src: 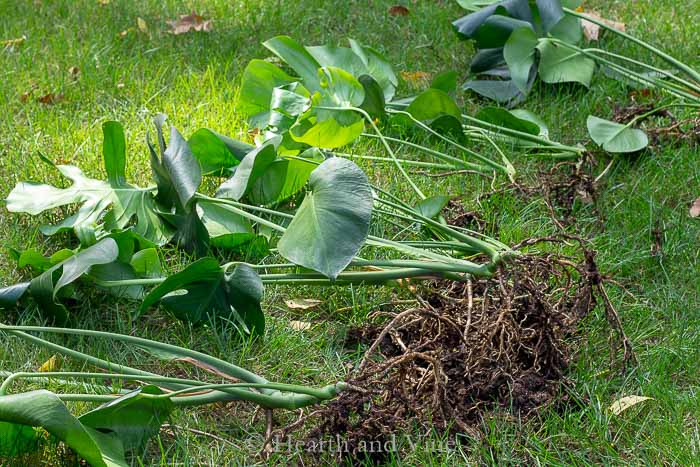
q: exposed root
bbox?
[283,241,632,461]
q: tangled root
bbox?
[287,241,632,460]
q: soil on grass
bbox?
[287,243,630,462]
[613,103,700,146]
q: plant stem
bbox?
[386,108,511,174]
[564,8,700,84]
[334,152,457,170]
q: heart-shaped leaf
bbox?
[402,88,463,135]
[587,115,649,153]
[196,200,255,249]
[238,59,296,128]
[475,106,541,135]
[278,158,372,279]
[0,390,127,467]
[248,147,325,206]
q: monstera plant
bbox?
[2,117,512,336]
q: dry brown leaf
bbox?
[609,395,654,415]
[388,5,410,16]
[97,0,110,5]
[176,357,239,381]
[68,66,80,79]
[400,70,433,87]
[137,17,148,34]
[581,11,626,41]
[690,197,700,218]
[290,320,313,331]
[285,298,322,310]
[167,11,213,35]
[36,93,64,105]
[1,36,26,48]
[118,29,132,38]
[38,355,61,372]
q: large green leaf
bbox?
[163,126,201,209]
[29,238,119,323]
[263,36,322,92]
[503,26,538,93]
[536,38,595,87]
[196,200,255,249]
[474,15,533,48]
[79,386,174,451]
[215,142,278,201]
[475,106,541,135]
[0,390,127,467]
[586,115,649,153]
[290,67,366,149]
[6,122,171,246]
[535,0,564,33]
[278,158,372,279]
[139,258,264,335]
[188,128,251,176]
[403,88,463,134]
[248,147,325,206]
[0,282,30,309]
[238,59,296,128]
[453,0,532,38]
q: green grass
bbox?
[1,0,699,464]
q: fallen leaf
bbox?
[1,35,26,48]
[400,70,433,87]
[97,0,110,4]
[285,298,322,310]
[36,93,64,105]
[609,395,654,415]
[137,17,148,34]
[118,29,132,38]
[38,355,61,372]
[581,11,626,41]
[68,66,80,79]
[290,320,312,331]
[19,85,37,102]
[388,5,410,16]
[116,82,125,89]
[690,197,700,218]
[167,11,213,35]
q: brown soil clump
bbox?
[286,243,631,461]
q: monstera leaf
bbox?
[289,67,366,148]
[278,158,372,279]
[6,122,172,246]
[147,116,209,256]
[79,386,174,451]
[0,390,127,467]
[188,128,252,176]
[240,36,397,141]
[139,258,264,335]
[453,0,586,103]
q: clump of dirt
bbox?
[286,241,632,461]
[443,199,488,232]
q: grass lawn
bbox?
[1,0,698,464]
